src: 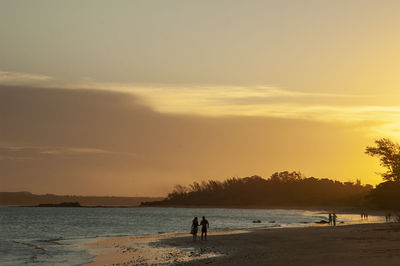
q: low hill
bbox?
[0,191,163,206]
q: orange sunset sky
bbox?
[1,0,400,196]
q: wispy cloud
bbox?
[0,145,132,157]
[0,155,33,161]
[38,147,115,155]
[65,81,373,112]
[70,81,398,125]
[1,73,399,138]
[0,71,52,84]
[85,83,398,139]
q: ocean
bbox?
[0,206,384,265]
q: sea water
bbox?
[0,206,384,265]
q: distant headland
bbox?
[34,202,82,207]
[0,192,163,207]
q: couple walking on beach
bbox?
[191,216,209,241]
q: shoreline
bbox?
[138,205,391,217]
[1,204,392,217]
[83,229,248,266]
[83,212,389,266]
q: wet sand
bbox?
[85,222,400,266]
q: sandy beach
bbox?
[84,221,400,266]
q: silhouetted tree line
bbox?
[141,171,372,207]
[143,138,400,210]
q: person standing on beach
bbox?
[328,213,332,226]
[332,213,337,227]
[191,217,199,241]
[385,213,390,222]
[200,216,209,240]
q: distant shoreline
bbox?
[19,205,141,208]
[0,191,163,206]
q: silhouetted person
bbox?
[332,213,337,227]
[362,212,367,220]
[191,217,199,241]
[388,213,391,222]
[328,213,332,226]
[200,216,209,240]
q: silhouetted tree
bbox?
[365,138,400,181]
[270,171,304,182]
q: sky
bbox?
[1,0,400,196]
